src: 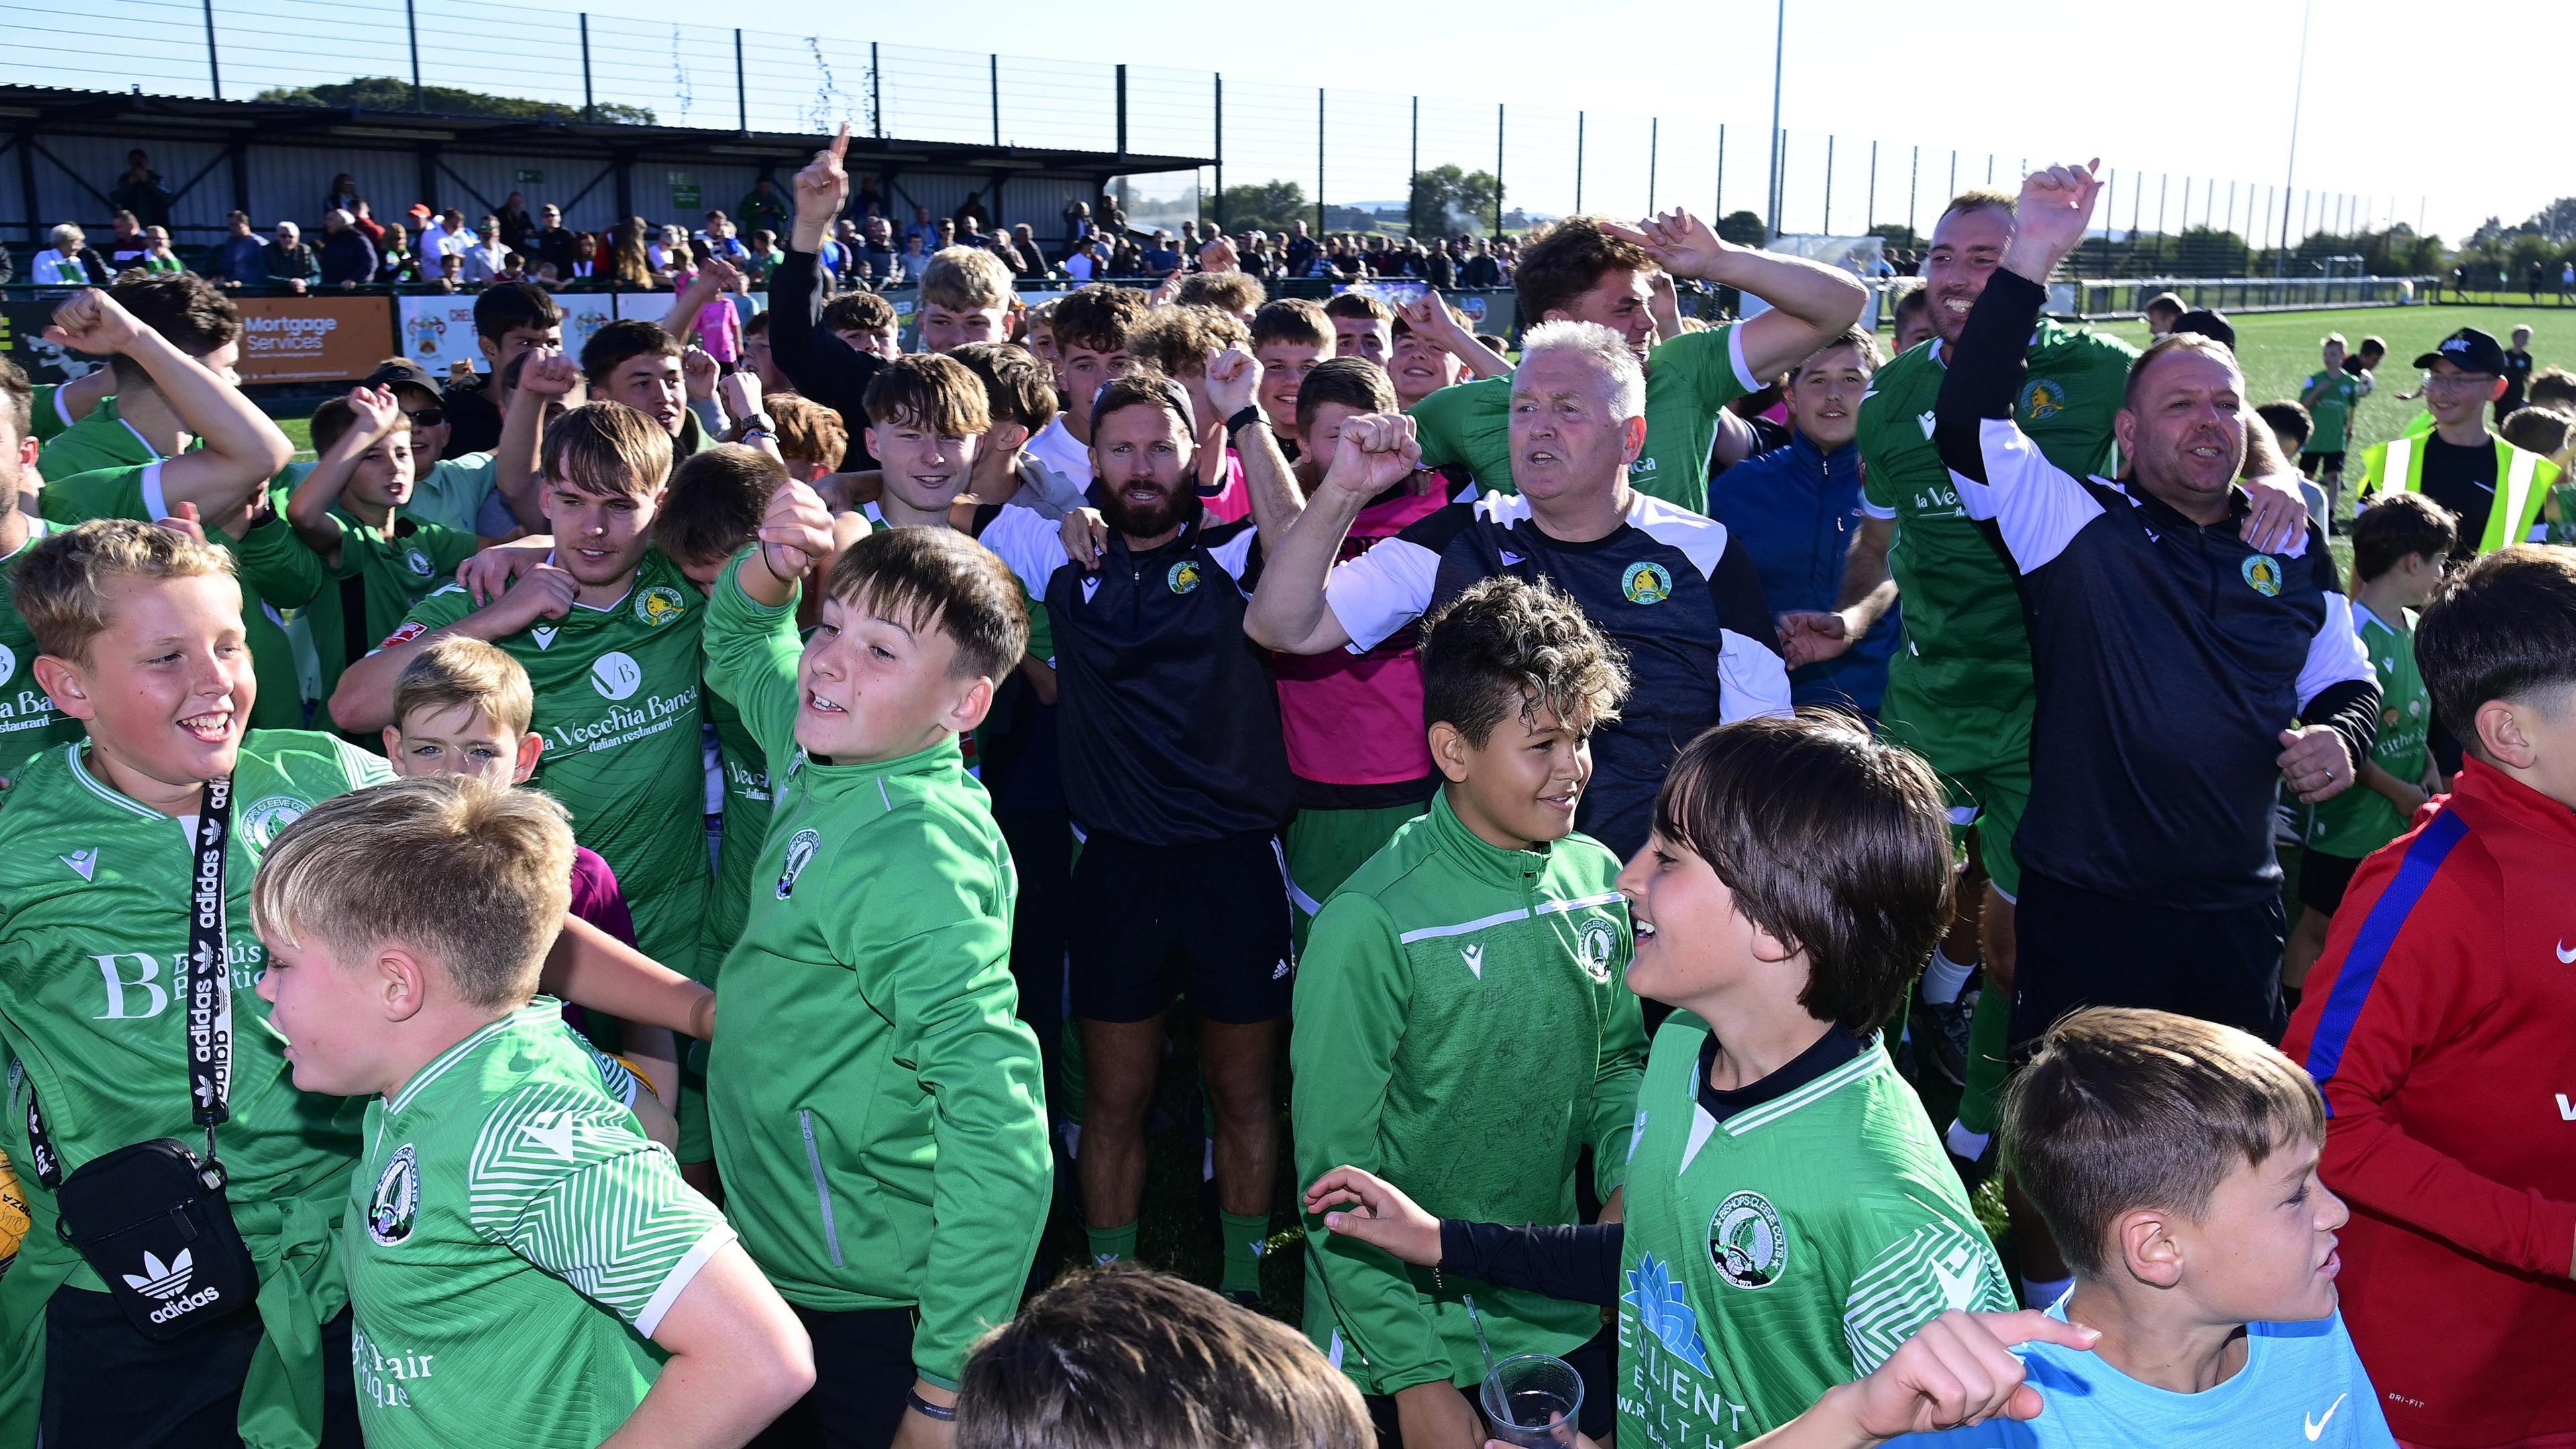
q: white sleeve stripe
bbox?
[139,461,169,523]
[2297,589,2377,709]
[1957,418,2103,573]
[1717,629,1795,724]
[634,1224,738,1338]
[1727,323,1757,395]
[1859,499,1897,521]
[1207,527,1259,580]
[1325,535,1442,653]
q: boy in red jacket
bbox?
[2283,543,2576,1449]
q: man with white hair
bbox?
[1246,319,1790,859]
[262,219,319,293]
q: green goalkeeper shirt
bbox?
[1855,325,2134,669]
[0,518,85,777]
[390,552,710,977]
[1617,1016,2012,1449]
[700,558,1049,1389]
[1293,791,1648,1395]
[344,1000,733,1449]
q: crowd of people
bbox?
[0,135,2569,1449]
[6,152,1532,302]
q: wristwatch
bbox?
[1225,405,1267,439]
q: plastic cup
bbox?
[1479,1352,1583,1447]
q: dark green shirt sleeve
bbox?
[1587,986,1648,1202]
[859,833,1049,1389]
[703,547,805,773]
[1289,893,1450,1394]
[226,506,326,610]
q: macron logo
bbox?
[1081,577,1102,605]
[1461,943,1485,978]
[531,626,559,651]
[61,848,97,881]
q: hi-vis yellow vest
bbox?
[2360,431,2560,553]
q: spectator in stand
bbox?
[376,223,419,285]
[564,230,602,284]
[319,208,378,289]
[899,231,935,282]
[349,197,386,247]
[209,210,264,287]
[935,217,959,254]
[1143,229,1183,276]
[906,203,943,253]
[325,170,362,215]
[1008,223,1048,278]
[1422,237,1456,288]
[1110,237,1144,277]
[859,215,899,286]
[103,210,151,272]
[422,207,472,262]
[1063,237,1102,281]
[702,210,750,265]
[648,223,687,278]
[527,204,576,274]
[497,191,535,252]
[433,252,464,292]
[737,176,788,237]
[1061,198,1091,244]
[1458,235,1501,288]
[955,189,989,233]
[460,215,513,285]
[137,226,182,276]
[264,219,321,292]
[1283,219,1320,276]
[743,227,782,280]
[609,219,654,290]
[108,148,172,229]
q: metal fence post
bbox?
[579,13,594,122]
[1907,145,1917,235]
[1409,95,1417,193]
[1316,88,1326,235]
[1864,139,1874,233]
[1493,103,1505,238]
[1574,111,1585,214]
[1947,150,1956,203]
[1212,74,1224,224]
[406,0,423,110]
[870,42,883,138]
[734,30,748,134]
[1115,64,1127,158]
[988,55,1002,146]
[1647,117,1658,215]
[1822,134,1834,233]
[1715,123,1725,218]
[202,0,223,101]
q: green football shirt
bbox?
[0,518,85,777]
[1616,1017,2013,1449]
[42,465,323,731]
[34,399,154,482]
[1856,325,2135,668]
[2302,369,2365,454]
[701,563,1049,1389]
[1407,323,1754,513]
[304,508,481,708]
[392,552,710,975]
[0,731,390,1289]
[345,1001,734,1448]
[698,684,771,975]
[2307,604,2430,860]
[273,453,502,541]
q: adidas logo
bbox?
[125,1248,223,1323]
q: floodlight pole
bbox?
[1766,0,1784,239]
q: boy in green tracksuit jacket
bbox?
[702,474,1051,1444]
[1295,574,1648,1447]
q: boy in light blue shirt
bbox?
[1879,1008,2396,1449]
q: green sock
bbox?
[1220,1212,1271,1296]
[1085,1220,1138,1268]
[1955,984,2015,1137]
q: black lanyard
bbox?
[24,775,233,1189]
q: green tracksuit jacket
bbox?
[1293,790,1648,1395]
[699,557,1050,1389]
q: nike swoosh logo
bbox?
[2559,941,2575,964]
[2306,1391,2347,1440]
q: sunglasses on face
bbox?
[403,407,447,428]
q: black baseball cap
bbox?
[2171,309,2236,350]
[364,358,443,398]
[2412,327,2506,375]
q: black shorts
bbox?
[2296,847,2366,917]
[2008,870,2287,1051]
[749,1304,917,1449]
[1361,1325,1616,1444]
[2298,450,2346,477]
[1068,830,1293,1024]
[42,1288,361,1448]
